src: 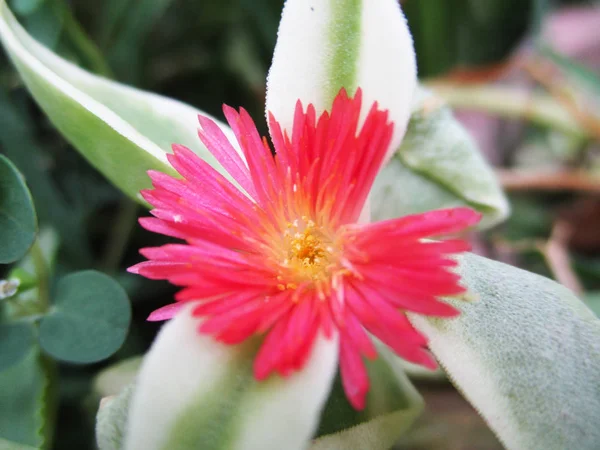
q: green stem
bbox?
[53,0,114,78]
[30,239,50,314]
[41,354,59,450]
[100,198,139,272]
[5,297,30,318]
[426,82,589,140]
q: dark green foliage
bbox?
[403,0,533,77]
[0,348,48,448]
[0,155,36,264]
[39,270,131,364]
[0,321,35,371]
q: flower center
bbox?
[279,216,336,284]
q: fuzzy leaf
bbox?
[96,357,423,450]
[96,385,135,450]
[93,356,143,400]
[0,0,240,203]
[266,0,416,161]
[410,253,600,450]
[123,306,338,450]
[94,353,424,450]
[371,88,509,229]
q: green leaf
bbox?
[371,157,470,220]
[21,0,61,49]
[0,88,92,265]
[10,0,44,16]
[0,322,35,372]
[312,353,423,450]
[38,270,131,363]
[96,352,423,450]
[0,0,240,204]
[0,347,48,448]
[371,87,509,228]
[409,253,600,450]
[0,154,37,264]
[124,309,337,450]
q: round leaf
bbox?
[11,0,45,16]
[0,154,36,264]
[0,321,35,372]
[39,270,131,363]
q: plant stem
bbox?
[101,198,139,272]
[30,239,51,314]
[53,0,114,78]
[496,169,600,192]
[540,221,584,295]
[426,82,589,140]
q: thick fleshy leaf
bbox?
[0,154,36,264]
[0,322,35,372]
[96,354,424,450]
[266,0,416,160]
[38,270,130,363]
[124,306,338,450]
[370,87,509,228]
[96,385,134,450]
[0,347,48,448]
[410,253,600,450]
[312,348,423,450]
[0,0,240,203]
[93,356,143,400]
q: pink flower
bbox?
[129,88,481,410]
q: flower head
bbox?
[130,88,480,409]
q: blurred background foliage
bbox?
[1,0,599,448]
